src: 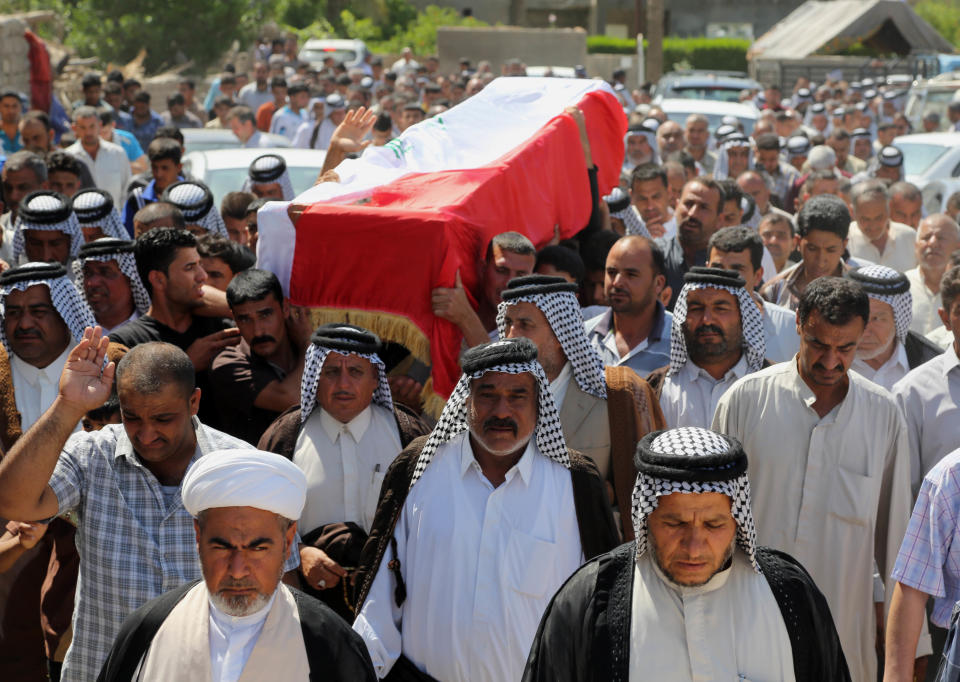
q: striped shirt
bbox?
[891,447,960,627]
[48,418,297,682]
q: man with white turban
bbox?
[97,448,377,682]
[848,265,942,392]
[714,133,753,181]
[352,338,618,682]
[522,427,850,682]
[0,336,278,682]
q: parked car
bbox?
[181,128,290,154]
[657,98,759,135]
[299,39,369,70]
[892,132,960,214]
[904,73,960,132]
[181,148,326,206]
[653,70,761,104]
[525,66,576,78]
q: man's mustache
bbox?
[694,324,725,340]
[251,335,276,346]
[483,417,518,435]
[14,329,41,339]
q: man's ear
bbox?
[188,387,201,416]
[940,307,952,331]
[148,269,166,293]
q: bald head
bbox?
[116,341,196,399]
[736,171,770,213]
[656,121,684,154]
[915,213,960,276]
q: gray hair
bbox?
[851,179,888,208]
[2,150,47,182]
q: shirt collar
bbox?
[10,344,71,387]
[319,404,372,444]
[682,352,749,383]
[459,431,537,486]
[945,342,960,372]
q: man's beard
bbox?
[685,324,743,363]
[648,531,736,587]
[210,586,273,617]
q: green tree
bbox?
[914,0,960,47]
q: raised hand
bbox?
[59,326,115,413]
[185,328,241,372]
[431,269,473,325]
[330,106,378,156]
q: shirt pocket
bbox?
[827,465,876,527]
[501,528,559,598]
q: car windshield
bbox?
[301,48,357,65]
[202,166,320,205]
[669,86,745,103]
[895,142,950,176]
[184,137,240,154]
[664,110,755,135]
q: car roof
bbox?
[663,75,759,89]
[302,39,366,49]
[183,147,326,171]
[892,132,960,146]
[656,98,759,118]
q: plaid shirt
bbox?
[49,418,298,682]
[760,161,800,206]
[891,447,960,628]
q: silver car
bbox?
[182,148,326,206]
[893,132,960,214]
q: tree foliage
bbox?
[914,0,960,48]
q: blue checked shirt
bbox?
[890,447,960,628]
[48,417,299,682]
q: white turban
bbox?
[181,449,307,520]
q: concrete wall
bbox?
[597,0,803,38]
[0,17,30,97]
[437,26,588,75]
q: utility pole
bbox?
[645,0,663,82]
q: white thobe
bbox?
[353,432,583,682]
[10,345,74,432]
[851,341,909,392]
[629,552,795,682]
[208,592,275,682]
[547,361,572,408]
[659,355,750,429]
[293,404,402,534]
[761,299,800,363]
[892,343,960,496]
[66,139,131,207]
[847,220,918,273]
[712,361,919,682]
[905,267,943,335]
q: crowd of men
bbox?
[0,32,957,682]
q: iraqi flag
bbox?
[257,77,626,410]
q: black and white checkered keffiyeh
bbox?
[632,427,759,572]
[496,290,607,400]
[0,264,97,354]
[714,134,754,180]
[161,181,228,237]
[13,193,83,261]
[242,154,295,201]
[409,340,571,488]
[299,343,394,422]
[71,189,129,240]
[669,275,766,376]
[848,264,913,343]
[603,187,649,237]
[72,244,152,316]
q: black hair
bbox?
[146,137,182,164]
[373,112,392,132]
[46,150,83,178]
[85,393,120,422]
[226,268,284,308]
[133,91,150,103]
[941,265,960,312]
[580,229,620,271]
[534,245,586,286]
[116,342,196,400]
[708,226,764,270]
[221,191,257,220]
[797,277,869,328]
[196,234,256,274]
[485,231,535,260]
[755,133,780,151]
[796,194,850,239]
[630,163,667,189]
[22,109,51,130]
[153,125,184,146]
[81,73,102,89]
[133,228,197,296]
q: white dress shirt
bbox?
[66,139,131,207]
[207,591,276,682]
[629,552,795,682]
[847,220,918,273]
[713,362,918,682]
[762,299,800,363]
[353,432,583,682]
[294,404,402,534]
[659,354,750,429]
[10,344,74,432]
[893,342,960,496]
[547,361,572,408]
[851,341,909,392]
[905,267,943,335]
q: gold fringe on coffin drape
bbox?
[307,308,446,419]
